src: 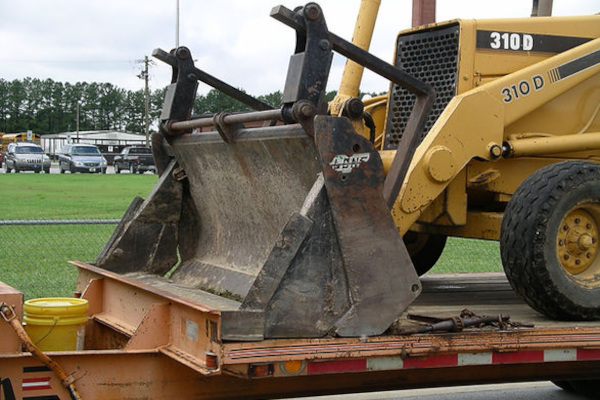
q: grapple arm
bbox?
[97,3,435,339]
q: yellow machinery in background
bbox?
[331,1,600,320]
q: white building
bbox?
[42,130,149,162]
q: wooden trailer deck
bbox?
[119,268,598,331]
[409,272,596,329]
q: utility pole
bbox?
[176,0,180,48]
[137,56,151,146]
[143,56,150,146]
[76,102,80,143]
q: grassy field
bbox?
[1,173,158,219]
[1,172,503,299]
[1,173,158,298]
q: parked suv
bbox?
[4,142,51,173]
[58,144,107,174]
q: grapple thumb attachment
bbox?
[96,116,420,339]
[95,3,432,339]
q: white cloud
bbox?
[0,0,597,96]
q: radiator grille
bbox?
[384,24,460,150]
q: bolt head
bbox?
[305,4,321,20]
[489,144,502,159]
[177,48,190,59]
[300,104,315,118]
[319,40,331,51]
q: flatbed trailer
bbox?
[2,3,600,397]
[2,263,599,399]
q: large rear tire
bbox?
[500,161,600,320]
[404,231,447,276]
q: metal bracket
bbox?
[172,165,187,181]
[0,303,16,323]
[213,112,243,143]
[155,47,199,136]
[273,3,333,120]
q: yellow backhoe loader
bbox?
[96,1,600,339]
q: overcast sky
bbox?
[0,0,598,97]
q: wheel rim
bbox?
[557,205,600,279]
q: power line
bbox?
[0,59,135,64]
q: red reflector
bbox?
[492,351,543,364]
[403,354,458,368]
[205,352,218,370]
[577,348,600,360]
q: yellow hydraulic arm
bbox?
[329,0,381,120]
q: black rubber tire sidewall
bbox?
[501,161,600,320]
[405,231,447,276]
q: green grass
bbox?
[433,237,503,274]
[0,172,504,300]
[1,173,157,299]
[1,224,116,299]
[0,173,157,219]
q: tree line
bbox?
[0,78,347,135]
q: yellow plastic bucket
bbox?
[23,298,88,351]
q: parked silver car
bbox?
[4,142,51,173]
[58,144,107,174]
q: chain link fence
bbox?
[1,219,119,300]
[1,219,503,300]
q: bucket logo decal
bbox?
[330,153,370,174]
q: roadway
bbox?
[297,382,583,400]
